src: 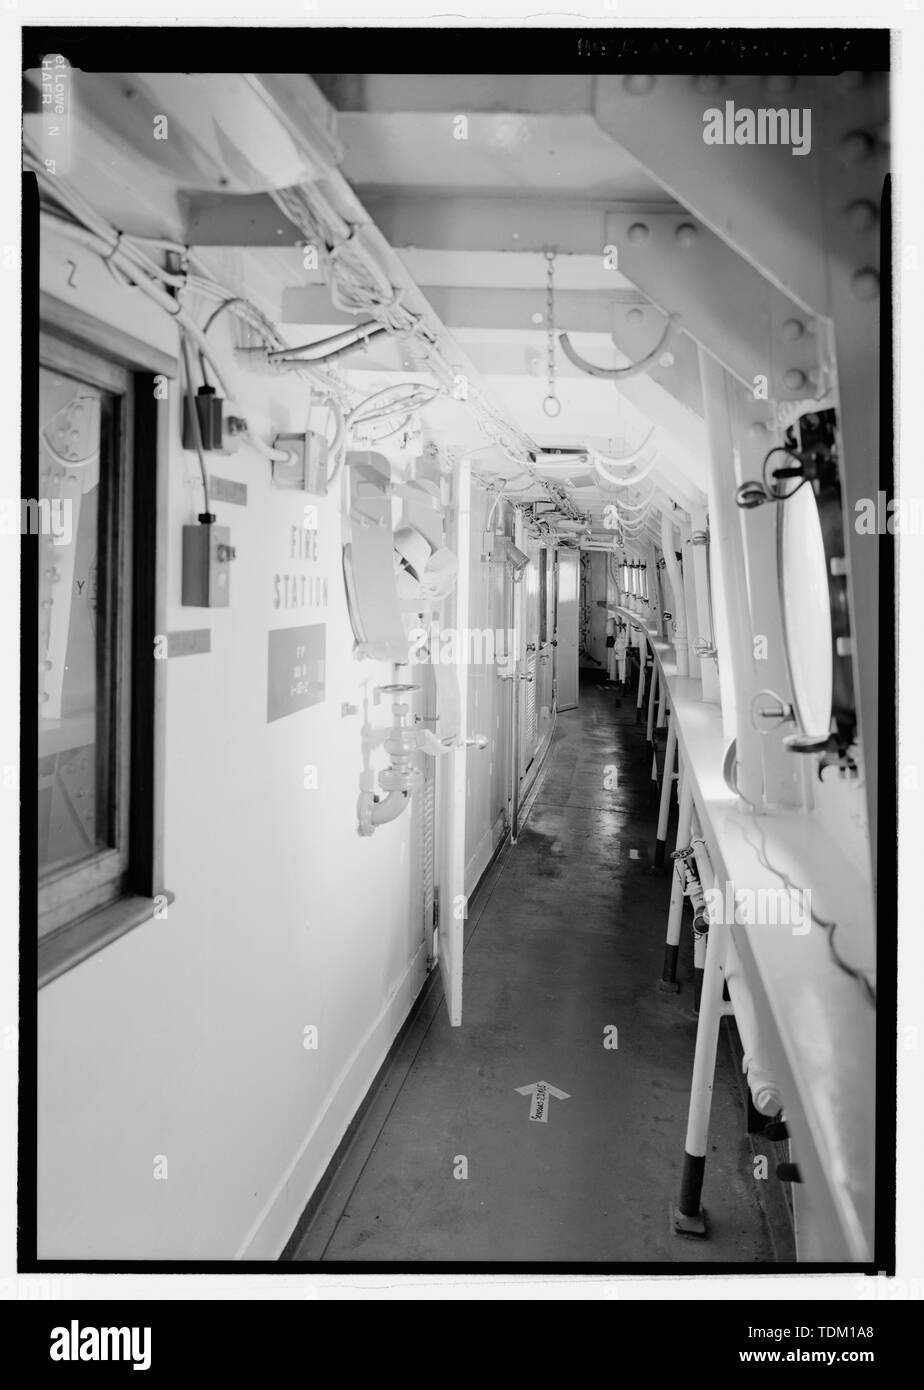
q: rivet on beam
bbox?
[781,318,804,341]
[845,199,879,233]
[850,268,880,301]
[627,222,651,245]
[624,75,657,95]
[675,223,698,248]
[784,368,807,391]
[627,306,644,322]
[764,75,796,93]
[840,130,875,165]
[692,75,723,93]
[748,421,770,440]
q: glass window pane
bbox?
[37,367,114,877]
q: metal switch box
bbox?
[182,522,235,607]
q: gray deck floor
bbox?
[290,677,775,1264]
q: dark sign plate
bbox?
[167,628,211,658]
[267,623,326,722]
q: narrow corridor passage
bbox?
[291,679,775,1263]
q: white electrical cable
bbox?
[31,165,347,465]
[37,211,236,399]
[588,444,662,489]
[346,381,441,427]
[609,484,657,515]
[268,178,591,522]
[37,147,585,529]
[617,513,658,538]
[324,396,347,487]
[32,149,555,517]
[587,427,655,470]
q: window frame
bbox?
[36,301,172,987]
[38,335,132,929]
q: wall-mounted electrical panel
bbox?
[271,431,328,494]
[182,521,236,607]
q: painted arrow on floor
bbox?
[515,1081,571,1122]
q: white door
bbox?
[556,550,580,710]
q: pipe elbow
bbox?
[371,789,411,825]
[358,788,411,835]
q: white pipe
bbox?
[679,869,733,1181]
[244,430,295,464]
[678,515,701,683]
[699,348,762,802]
[585,426,655,470]
[656,718,678,855]
[660,510,689,677]
[724,936,783,1116]
[690,503,721,704]
[664,775,694,954]
[646,659,658,743]
[592,449,662,489]
[636,632,648,715]
[268,320,386,361]
[647,540,664,636]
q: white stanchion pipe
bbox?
[660,772,694,989]
[678,514,701,682]
[646,659,659,743]
[636,632,648,716]
[661,510,689,677]
[655,717,678,865]
[698,349,762,802]
[690,503,721,704]
[724,935,784,1116]
[673,868,734,1230]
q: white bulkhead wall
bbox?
[35,229,507,1258]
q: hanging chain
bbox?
[543,249,561,418]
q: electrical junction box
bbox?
[182,387,224,452]
[182,522,235,607]
[271,430,328,494]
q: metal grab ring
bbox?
[543,394,562,418]
[750,687,795,734]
